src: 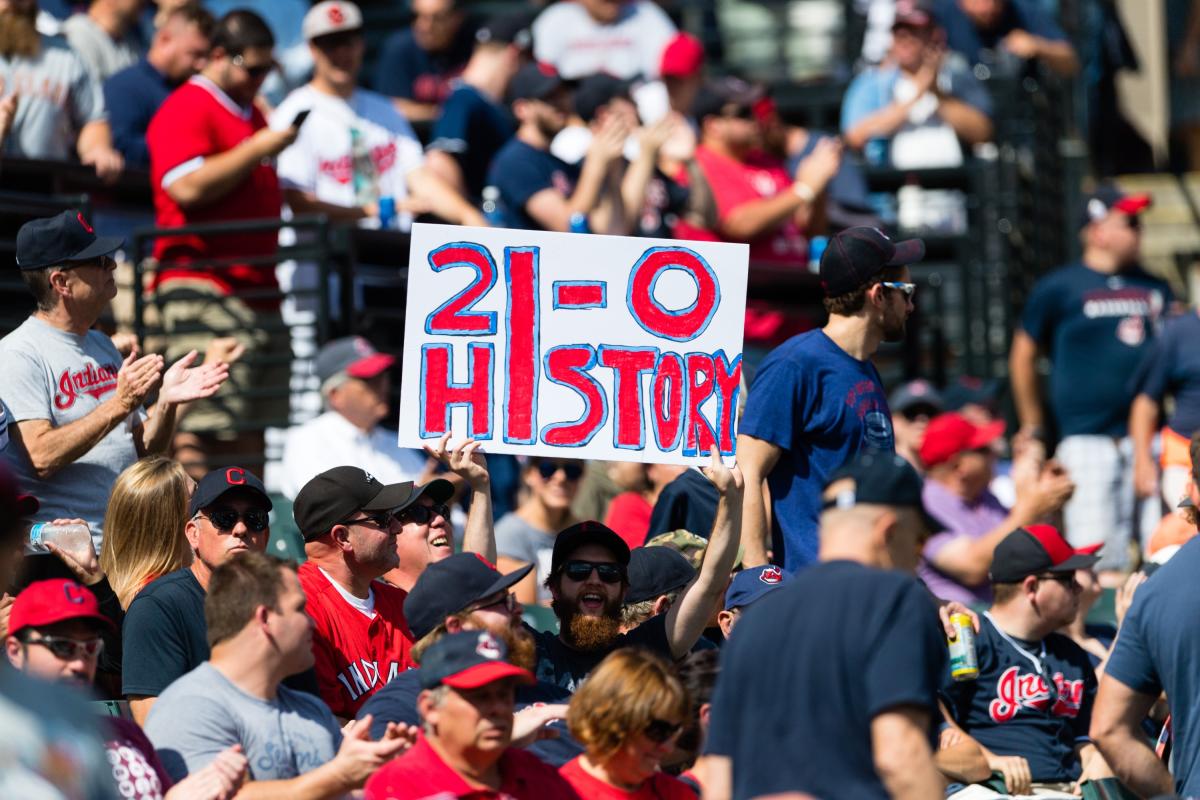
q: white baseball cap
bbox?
[302,0,363,41]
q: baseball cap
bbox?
[724,564,789,611]
[509,62,569,103]
[293,466,454,541]
[892,0,934,29]
[943,376,1000,412]
[420,630,534,690]
[550,520,632,577]
[302,0,362,41]
[405,553,533,640]
[15,210,123,272]
[989,524,1101,583]
[475,12,534,50]
[889,379,944,417]
[824,449,940,532]
[574,73,635,124]
[314,336,394,384]
[919,412,1006,468]
[660,32,704,79]
[820,227,925,297]
[624,545,696,605]
[9,579,114,638]
[1080,184,1152,228]
[691,76,764,123]
[188,467,271,517]
[645,529,709,570]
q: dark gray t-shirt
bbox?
[145,663,341,783]
[495,512,556,604]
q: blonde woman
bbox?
[100,457,194,609]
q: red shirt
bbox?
[559,757,698,800]
[693,144,808,268]
[297,561,416,719]
[604,492,652,550]
[364,735,579,799]
[146,75,282,293]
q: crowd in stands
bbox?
[4,0,1200,798]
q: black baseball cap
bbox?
[188,467,272,517]
[1080,184,1152,229]
[16,210,123,271]
[419,630,534,690]
[989,524,1101,583]
[509,62,570,102]
[475,11,534,50]
[824,450,940,532]
[550,520,631,576]
[624,545,696,604]
[888,379,944,417]
[691,75,764,123]
[819,226,924,297]
[405,553,533,640]
[292,466,453,541]
[574,73,635,123]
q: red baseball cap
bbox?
[919,412,1005,468]
[989,524,1101,583]
[660,33,704,79]
[8,579,114,638]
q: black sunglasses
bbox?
[1037,573,1081,591]
[340,510,394,530]
[397,502,451,525]
[643,718,683,743]
[537,461,584,481]
[232,54,275,79]
[562,560,625,584]
[201,507,269,532]
[24,635,104,661]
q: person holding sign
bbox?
[738,226,924,573]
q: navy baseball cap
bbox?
[293,467,453,541]
[509,62,569,102]
[819,227,924,297]
[943,376,1000,412]
[624,545,696,605]
[691,76,764,122]
[989,524,1101,583]
[16,210,123,271]
[550,520,631,576]
[1080,184,1151,229]
[314,336,394,383]
[419,630,534,690]
[574,73,635,123]
[405,553,533,640]
[189,467,271,517]
[724,564,789,611]
[888,379,944,417]
[475,11,534,50]
[824,450,940,531]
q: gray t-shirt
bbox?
[1,35,106,159]
[495,512,557,604]
[0,316,143,547]
[61,14,143,80]
[145,662,341,783]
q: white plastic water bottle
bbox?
[27,522,93,562]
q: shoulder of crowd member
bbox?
[358,667,422,739]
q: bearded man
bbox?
[0,0,123,178]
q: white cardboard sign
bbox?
[398,224,748,465]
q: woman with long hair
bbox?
[100,456,193,609]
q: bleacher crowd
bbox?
[3,0,1200,798]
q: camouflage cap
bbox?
[646,529,710,570]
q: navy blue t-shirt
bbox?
[644,468,719,543]
[1134,311,1200,438]
[706,561,945,800]
[739,330,894,572]
[1021,262,1171,438]
[941,613,1096,783]
[103,58,172,168]
[529,613,670,694]
[121,568,208,697]
[1107,537,1200,796]
[933,0,1068,66]
[373,27,473,105]
[485,138,580,231]
[427,82,514,201]
[356,665,581,766]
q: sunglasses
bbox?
[200,507,269,532]
[1036,573,1082,592]
[232,54,276,79]
[562,560,625,584]
[536,461,584,481]
[879,281,917,298]
[643,718,684,743]
[397,502,451,525]
[466,592,519,615]
[24,635,104,661]
[341,510,395,530]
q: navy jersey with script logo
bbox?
[942,613,1096,782]
[739,330,894,571]
[1021,262,1171,437]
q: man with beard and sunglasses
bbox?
[122,465,271,726]
[738,225,924,573]
[536,446,743,693]
[357,552,581,766]
[0,0,124,178]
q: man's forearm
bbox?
[16,399,134,479]
[1009,334,1043,430]
[137,399,178,456]
[233,763,351,800]
[77,119,114,159]
[566,150,612,220]
[408,167,486,226]
[1037,39,1080,76]
[1094,728,1172,797]
[843,98,917,149]
[284,189,370,223]
[937,98,993,145]
[460,479,495,564]
[1129,394,1159,463]
[721,190,805,243]
[169,138,270,208]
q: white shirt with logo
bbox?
[0,315,145,547]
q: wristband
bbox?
[792,182,816,204]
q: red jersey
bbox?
[146,75,281,293]
[297,561,416,719]
[559,757,697,799]
[604,492,652,550]
[693,144,808,268]
[364,735,578,800]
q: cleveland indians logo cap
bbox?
[419,630,534,691]
[15,209,124,272]
[725,564,791,611]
